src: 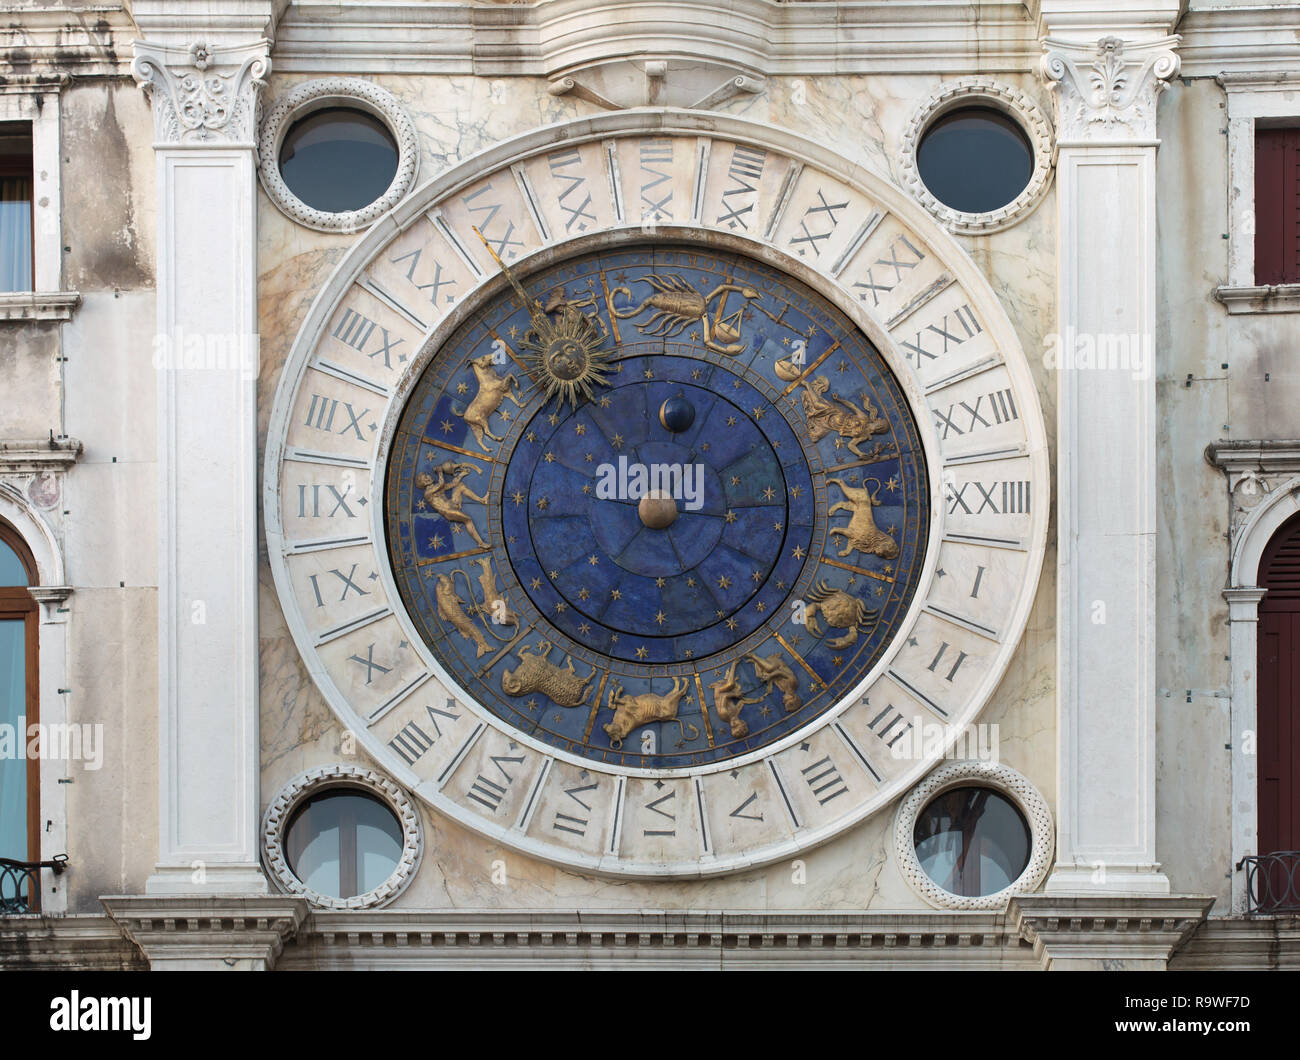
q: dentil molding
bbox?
[1040,35,1181,143]
[131,39,272,147]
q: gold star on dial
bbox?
[655,610,666,626]
[549,570,559,579]
[575,423,587,436]
[536,497,549,510]
[440,419,454,434]
[578,588,590,600]
[511,490,525,506]
[456,382,468,394]
[611,434,624,449]
[578,622,591,634]
[429,534,444,549]
[718,575,732,589]
[610,588,622,599]
[588,554,599,565]
[544,451,556,463]
[724,510,737,524]
[762,486,776,501]
[635,646,648,659]
[791,545,806,559]
[655,577,666,587]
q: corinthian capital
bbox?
[132,39,271,146]
[1041,35,1181,143]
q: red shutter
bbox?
[1255,127,1300,285]
[1259,513,1300,854]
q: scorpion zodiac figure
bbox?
[415,460,489,549]
[610,274,760,355]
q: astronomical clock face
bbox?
[265,115,1048,877]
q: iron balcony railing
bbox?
[0,854,67,914]
[1238,851,1300,915]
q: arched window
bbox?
[1259,512,1300,861]
[0,519,38,907]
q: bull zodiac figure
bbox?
[416,460,488,549]
[610,274,760,355]
[460,352,524,451]
[603,677,698,749]
[804,579,880,650]
[827,476,899,560]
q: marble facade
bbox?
[1,0,1298,970]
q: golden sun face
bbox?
[522,305,611,408]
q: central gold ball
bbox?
[638,490,678,529]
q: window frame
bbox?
[0,520,40,881]
[1217,72,1300,314]
[0,123,36,294]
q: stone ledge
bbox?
[0,437,84,473]
[281,909,1038,970]
[101,895,311,971]
[1009,895,1215,970]
[1215,284,1300,315]
[0,914,147,971]
[0,292,82,322]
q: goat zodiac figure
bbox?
[610,273,760,355]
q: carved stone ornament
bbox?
[131,39,271,146]
[899,77,1055,235]
[893,760,1054,911]
[1040,35,1181,143]
[262,764,424,910]
[258,77,420,233]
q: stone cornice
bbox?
[125,0,289,48]
[0,437,83,474]
[280,909,1039,970]
[0,292,82,323]
[1009,895,1214,970]
[100,895,309,970]
[274,0,1042,76]
[131,38,271,147]
[1041,34,1181,144]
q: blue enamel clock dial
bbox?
[385,245,929,769]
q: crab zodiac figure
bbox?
[416,460,489,549]
[610,273,760,355]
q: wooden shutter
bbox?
[1259,513,1300,854]
[1255,127,1300,285]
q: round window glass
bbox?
[913,786,1031,897]
[284,789,403,899]
[916,106,1034,214]
[278,107,400,214]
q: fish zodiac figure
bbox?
[804,579,880,650]
[435,572,491,658]
[610,274,760,355]
[461,352,524,451]
[826,476,900,560]
[603,677,698,749]
[416,460,489,549]
[500,639,595,708]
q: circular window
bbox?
[278,108,400,214]
[916,108,1034,215]
[900,78,1055,235]
[258,78,420,233]
[913,786,1030,897]
[284,789,403,900]
[262,765,423,909]
[893,760,1053,909]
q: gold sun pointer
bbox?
[472,226,612,409]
